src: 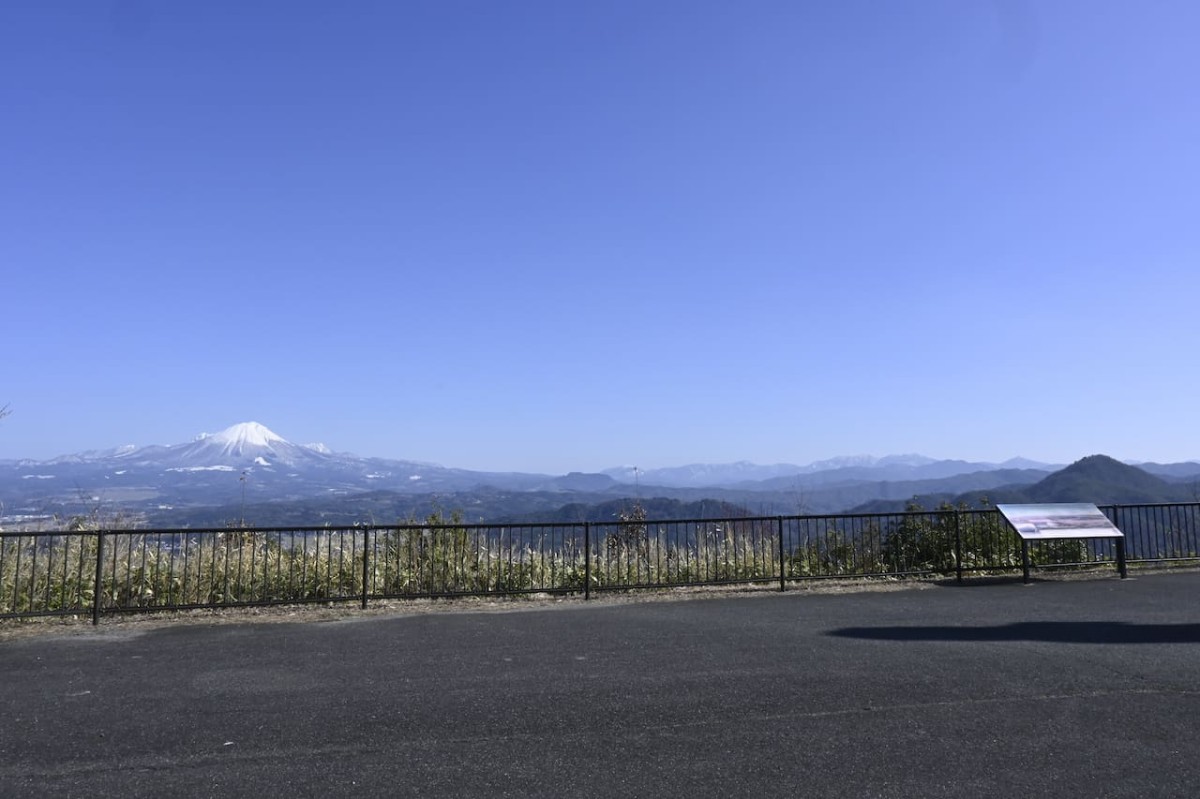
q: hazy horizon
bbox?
[5,419,1194,476]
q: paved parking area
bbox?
[3,572,1199,798]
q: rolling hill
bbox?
[853,455,1197,512]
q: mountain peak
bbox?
[1022,454,1181,504]
[1058,454,1147,479]
[178,422,303,464]
[201,422,287,448]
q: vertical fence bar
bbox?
[954,510,963,584]
[0,537,7,613]
[58,535,71,611]
[1021,539,1031,585]
[777,517,786,592]
[42,535,55,611]
[0,537,11,613]
[361,527,370,609]
[583,522,591,600]
[12,538,24,615]
[1154,505,1165,560]
[1155,505,1165,560]
[91,531,105,626]
[29,537,41,612]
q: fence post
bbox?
[954,510,963,584]
[361,527,370,610]
[92,530,105,626]
[1102,505,1128,579]
[583,523,591,600]
[1021,539,1031,585]
[777,517,786,592]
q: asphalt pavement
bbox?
[2,572,1199,798]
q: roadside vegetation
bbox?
[3,500,1158,621]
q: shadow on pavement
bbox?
[827,621,1200,645]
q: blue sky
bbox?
[3,1,1198,472]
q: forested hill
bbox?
[143,456,1198,528]
[853,455,1198,512]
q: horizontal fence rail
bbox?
[3,503,1198,623]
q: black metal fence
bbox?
[3,503,1198,623]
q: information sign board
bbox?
[996,503,1124,540]
[996,503,1126,583]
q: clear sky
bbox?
[3,1,1198,472]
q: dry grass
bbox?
[7,564,1184,644]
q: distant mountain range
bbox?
[852,455,1200,513]
[2,422,1198,528]
[600,455,1063,488]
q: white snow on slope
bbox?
[166,422,336,468]
[167,465,237,472]
[202,422,287,448]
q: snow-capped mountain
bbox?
[798,455,877,472]
[163,422,333,469]
[196,421,286,451]
[5,422,1190,528]
[601,461,810,488]
[0,422,556,523]
[800,454,937,473]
